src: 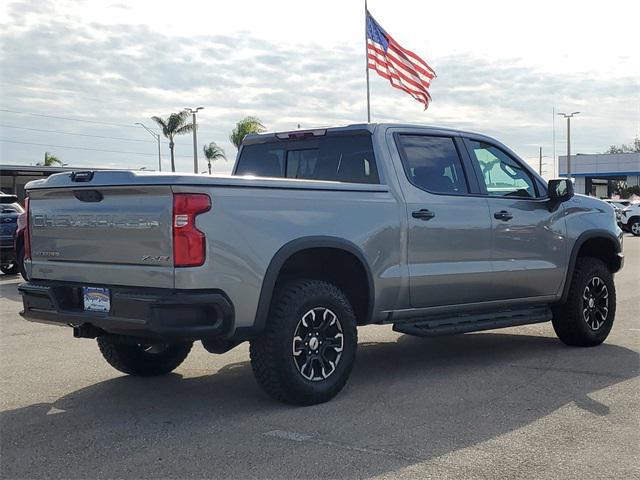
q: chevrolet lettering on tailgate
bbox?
[32,214,161,229]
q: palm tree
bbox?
[229,116,265,149]
[150,111,194,172]
[203,142,226,175]
[39,152,62,167]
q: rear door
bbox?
[463,137,567,300]
[28,185,175,288]
[393,132,494,308]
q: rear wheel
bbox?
[250,279,357,405]
[552,258,616,347]
[97,336,192,376]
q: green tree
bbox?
[229,116,265,149]
[203,142,226,175]
[604,137,640,154]
[38,152,62,166]
[151,111,194,172]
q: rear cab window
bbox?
[234,132,379,184]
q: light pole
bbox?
[185,107,204,174]
[557,111,580,179]
[539,146,542,175]
[532,148,551,176]
[135,123,162,172]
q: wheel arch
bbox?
[251,236,375,334]
[626,215,640,229]
[561,230,623,303]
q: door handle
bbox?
[412,209,436,220]
[494,210,513,221]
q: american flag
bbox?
[366,11,436,109]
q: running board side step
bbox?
[392,305,552,337]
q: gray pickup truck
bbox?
[19,124,624,405]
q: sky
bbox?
[1,0,638,176]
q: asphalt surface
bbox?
[1,237,639,479]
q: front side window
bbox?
[467,140,537,198]
[397,135,468,194]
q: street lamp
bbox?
[557,111,580,179]
[185,107,204,174]
[135,123,162,172]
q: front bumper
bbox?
[18,281,234,341]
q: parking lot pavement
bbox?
[0,237,638,480]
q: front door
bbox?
[394,133,494,308]
[464,138,567,300]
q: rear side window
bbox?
[397,135,468,194]
[235,134,379,184]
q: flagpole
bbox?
[365,0,371,122]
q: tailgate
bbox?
[28,185,174,288]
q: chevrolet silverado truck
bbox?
[18,124,624,405]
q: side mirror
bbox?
[548,179,574,202]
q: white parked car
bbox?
[618,203,640,236]
[604,199,631,212]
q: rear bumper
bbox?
[18,281,234,341]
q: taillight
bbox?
[23,197,31,261]
[172,193,210,267]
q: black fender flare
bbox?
[249,236,375,335]
[560,229,623,302]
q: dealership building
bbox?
[0,165,77,202]
[0,164,117,203]
[559,153,640,198]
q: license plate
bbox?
[83,287,111,312]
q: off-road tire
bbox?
[250,279,358,406]
[0,263,19,275]
[552,258,616,347]
[97,337,192,376]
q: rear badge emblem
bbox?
[141,255,170,263]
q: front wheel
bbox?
[552,258,616,347]
[250,279,358,405]
[97,337,192,376]
[629,219,640,237]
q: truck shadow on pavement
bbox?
[1,331,638,479]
